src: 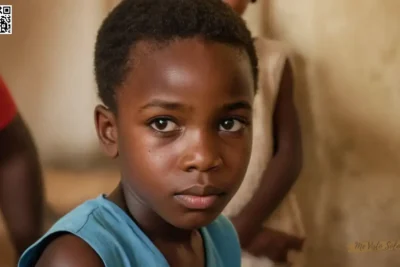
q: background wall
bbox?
[0,0,111,167]
[261,0,400,266]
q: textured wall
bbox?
[261,0,400,266]
[0,0,109,166]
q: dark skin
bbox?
[223,0,304,263]
[35,38,255,267]
[0,115,44,258]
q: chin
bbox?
[172,211,221,230]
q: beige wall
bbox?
[0,0,112,166]
[261,0,400,266]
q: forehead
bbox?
[117,38,254,110]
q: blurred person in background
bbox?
[0,75,44,260]
[221,0,305,265]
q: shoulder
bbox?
[19,198,106,267]
[253,37,290,58]
[253,37,290,74]
[254,37,290,59]
[206,214,238,238]
[34,234,104,267]
[253,37,292,92]
[20,196,148,267]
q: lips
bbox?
[174,184,225,210]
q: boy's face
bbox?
[96,38,254,229]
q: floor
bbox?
[0,168,119,267]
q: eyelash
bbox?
[227,116,251,126]
[147,116,250,136]
[147,116,180,135]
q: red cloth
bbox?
[0,76,17,130]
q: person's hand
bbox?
[245,227,305,263]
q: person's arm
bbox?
[236,59,302,226]
[34,235,105,267]
[0,78,44,256]
[0,114,44,256]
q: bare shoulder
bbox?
[253,37,291,93]
[253,37,290,62]
[35,234,104,267]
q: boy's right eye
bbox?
[150,118,180,132]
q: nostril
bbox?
[187,166,196,172]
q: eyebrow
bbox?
[222,101,252,112]
[139,99,252,112]
[139,99,186,111]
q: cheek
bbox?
[118,128,179,181]
[220,132,253,176]
[118,135,176,204]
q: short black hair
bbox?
[94,0,258,112]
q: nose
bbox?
[179,130,223,173]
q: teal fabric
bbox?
[19,195,241,267]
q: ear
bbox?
[94,105,118,158]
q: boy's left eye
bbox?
[150,118,179,132]
[219,119,246,132]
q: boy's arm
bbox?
[0,78,44,256]
[232,60,303,244]
[34,235,105,267]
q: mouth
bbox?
[174,185,225,210]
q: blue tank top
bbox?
[18,194,241,267]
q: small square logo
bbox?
[0,5,12,34]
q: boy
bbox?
[18,0,258,266]
[0,76,44,259]
[221,0,305,265]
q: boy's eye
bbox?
[150,118,179,132]
[219,119,246,132]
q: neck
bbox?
[108,182,196,244]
